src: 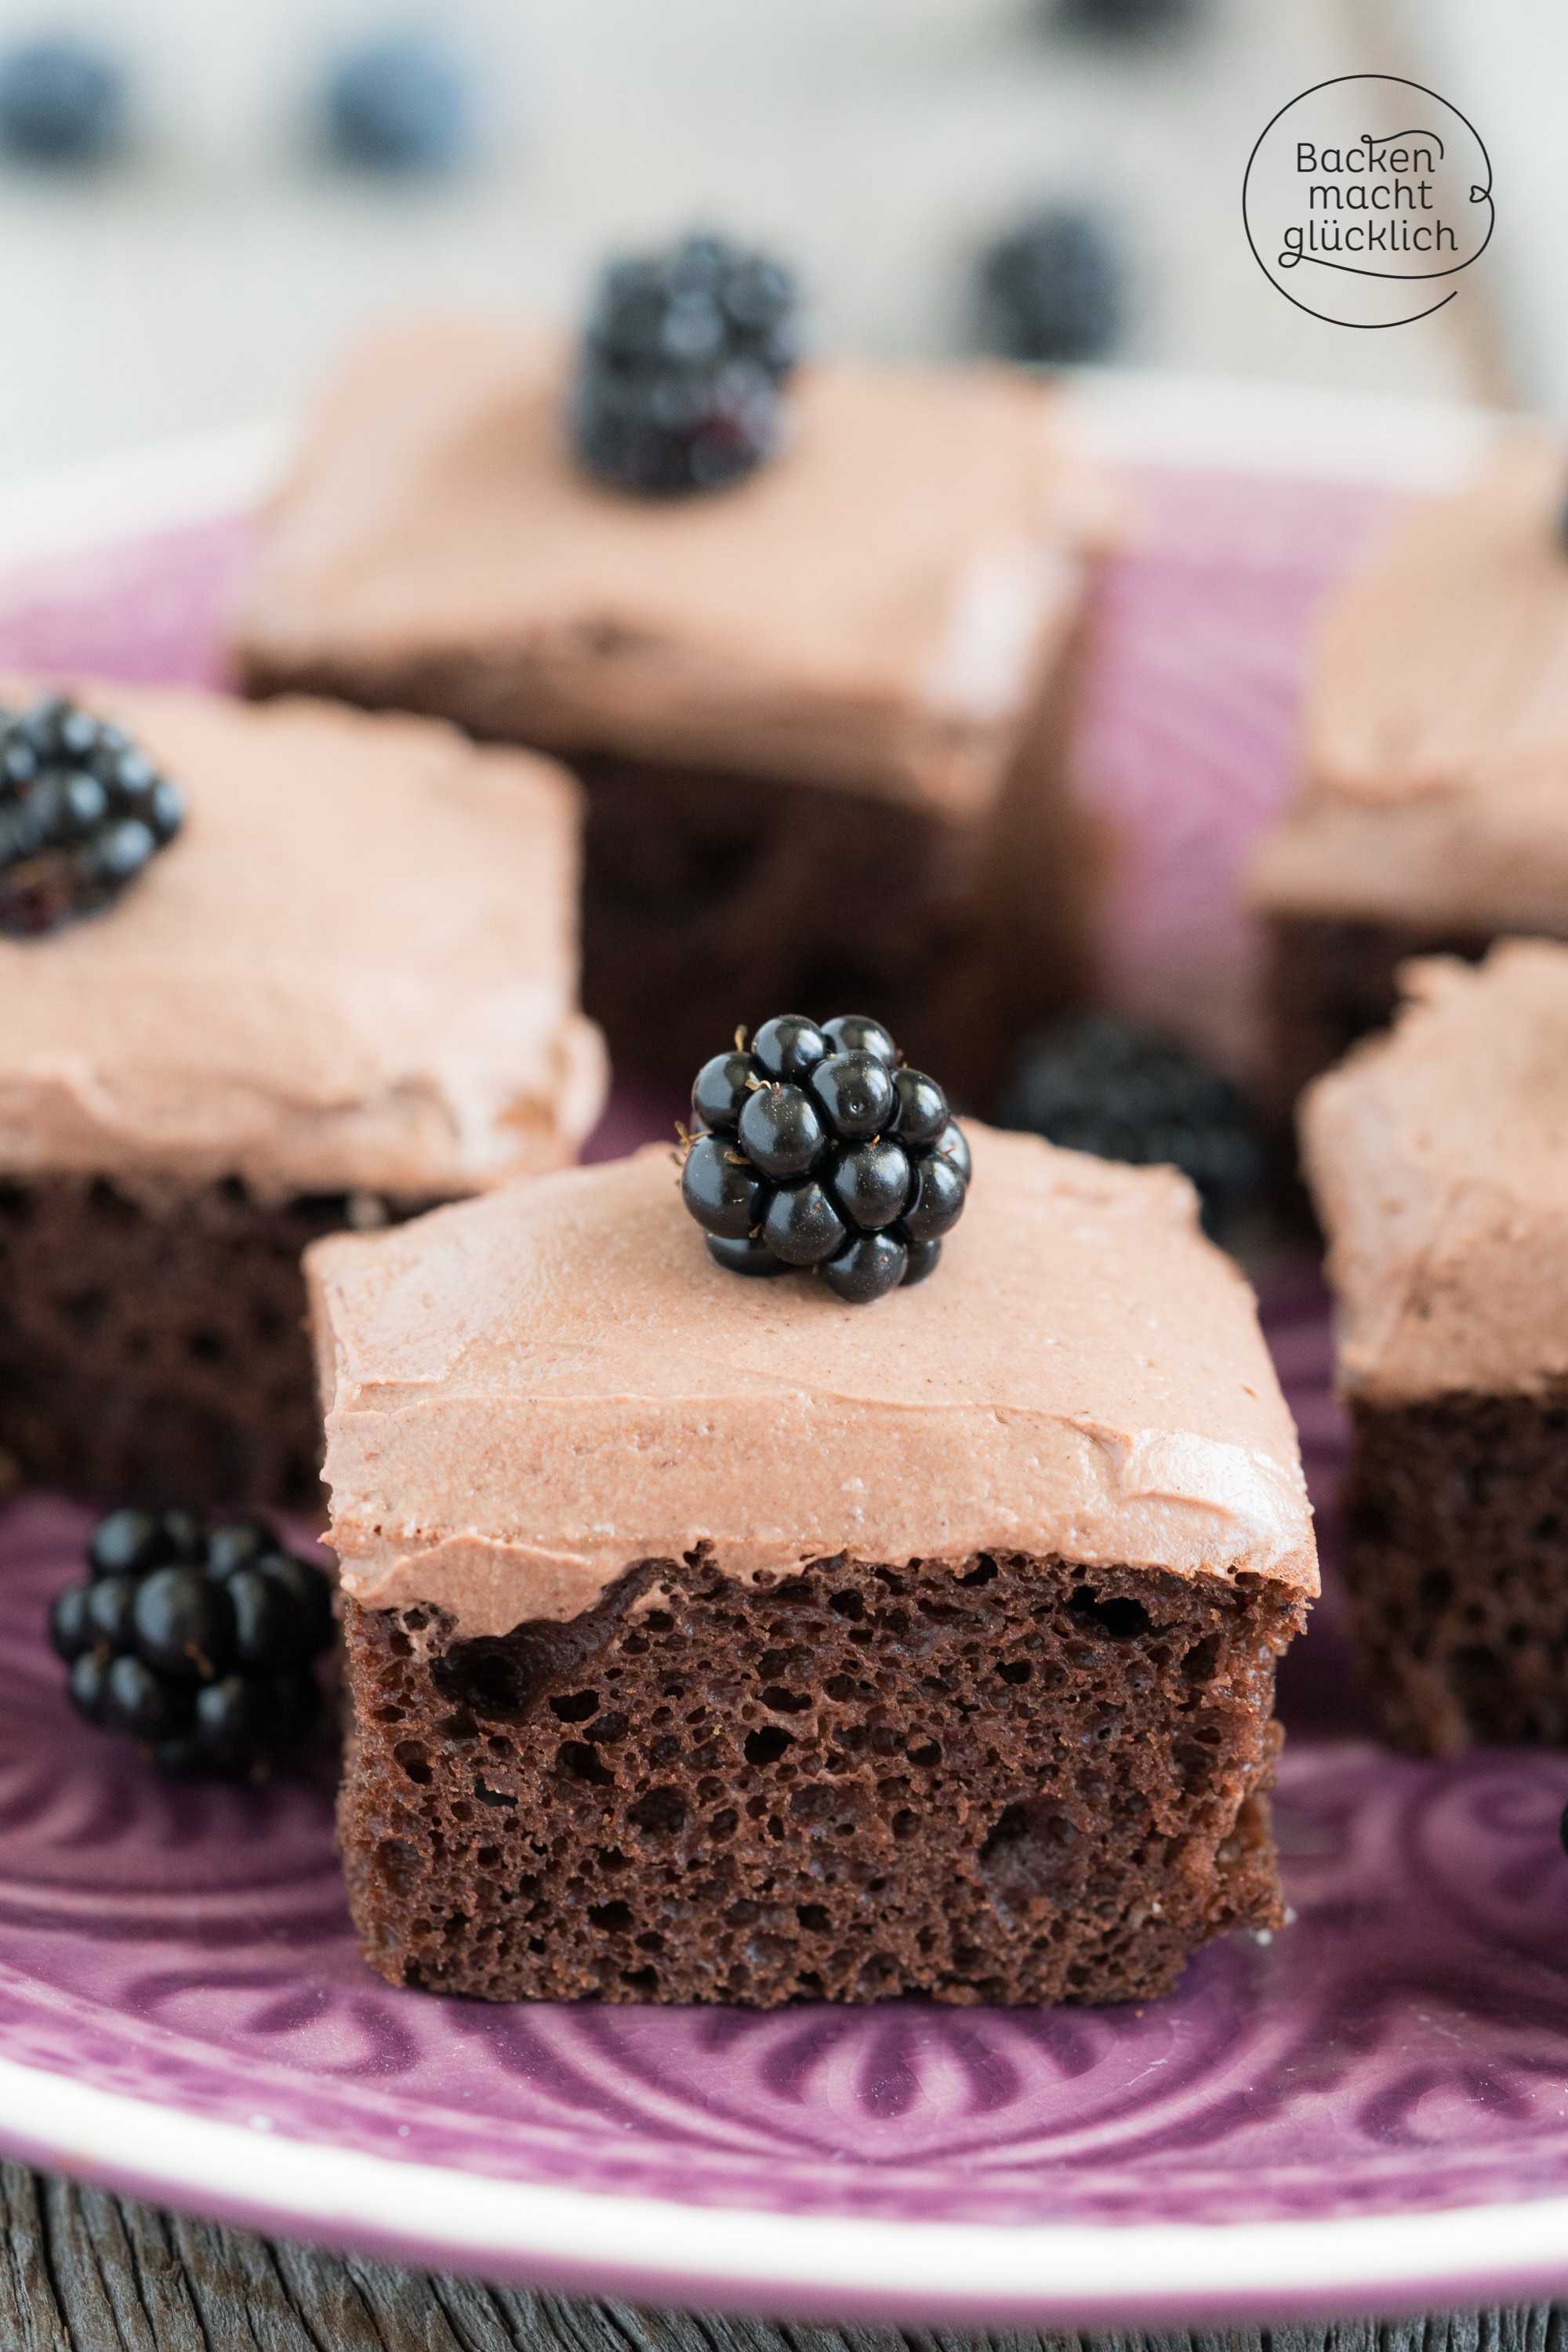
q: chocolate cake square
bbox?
[308,1123,1316,2007]
[230,318,1111,1101]
[0,682,605,1509]
[1250,431,1568,1108]
[1301,939,1568,1753]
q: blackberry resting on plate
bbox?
[0,694,183,935]
[572,230,799,497]
[681,1014,967,1303]
[993,1012,1264,1238]
[978,204,1124,366]
[50,1507,334,1778]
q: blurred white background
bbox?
[0,0,1536,480]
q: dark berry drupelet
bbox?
[993,1012,1264,1239]
[572,230,800,497]
[977,204,1125,366]
[681,1131,766,1240]
[0,695,183,936]
[681,1013,967,1301]
[50,1507,333,1778]
[809,1051,894,1139]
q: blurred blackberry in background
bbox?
[572,230,800,497]
[0,38,124,166]
[0,695,183,936]
[978,205,1125,365]
[1053,0,1207,35]
[993,1013,1264,1239]
[325,36,471,173]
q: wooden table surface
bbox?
[0,2162,1551,2352]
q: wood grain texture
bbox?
[0,2164,1559,2352]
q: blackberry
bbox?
[572,230,800,498]
[1053,0,1204,36]
[993,1012,1265,1239]
[325,37,470,175]
[977,204,1124,366]
[50,1506,334,1779]
[0,695,183,936]
[0,38,124,167]
[681,1012,967,1301]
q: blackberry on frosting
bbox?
[0,694,183,935]
[571,230,799,498]
[681,1012,966,1301]
[978,204,1124,367]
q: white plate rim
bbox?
[2,2048,1567,2325]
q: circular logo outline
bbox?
[1243,73,1494,331]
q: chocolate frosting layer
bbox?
[1250,431,1568,930]
[1302,939,1568,1403]
[0,683,606,1198]
[307,1123,1317,1636]
[233,317,1109,818]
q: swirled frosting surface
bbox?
[1250,430,1568,930]
[233,317,1110,817]
[1303,938,1568,1404]
[0,682,607,1198]
[307,1123,1317,1636]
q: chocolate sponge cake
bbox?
[231,318,1110,1100]
[1303,939,1568,1754]
[1250,431,1568,1109]
[0,683,605,1509]
[307,1124,1316,2007]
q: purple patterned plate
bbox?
[4,399,1566,2327]
[5,1282,1568,2325]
